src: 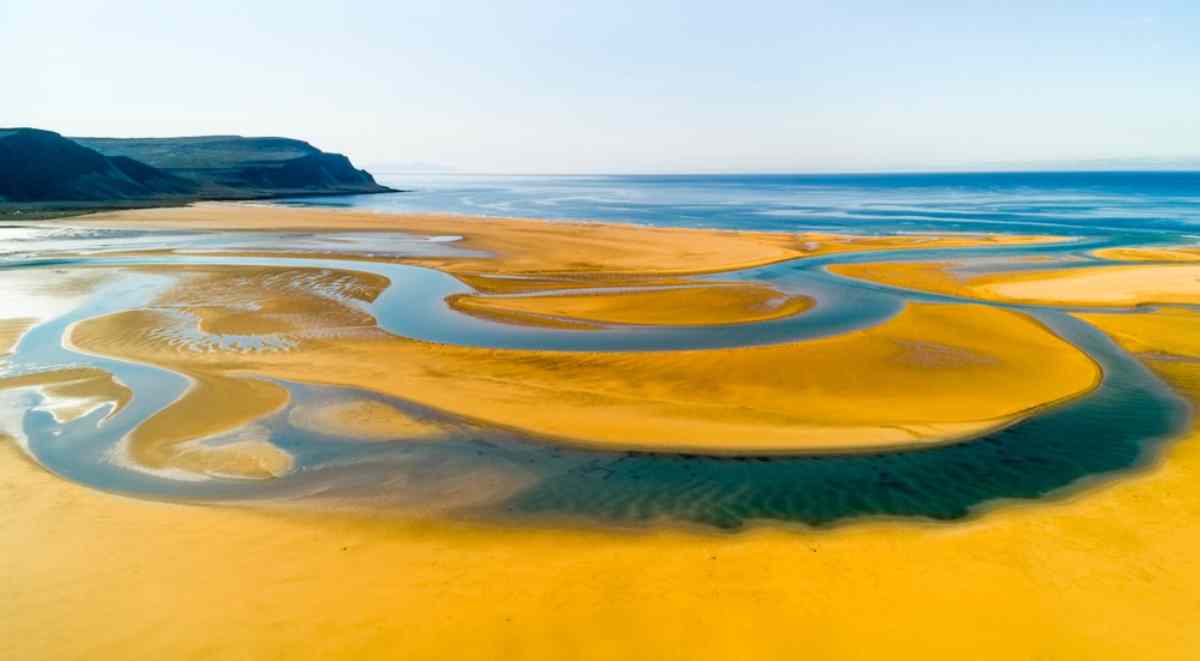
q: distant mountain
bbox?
[0,128,195,202]
[73,134,392,197]
[0,129,393,214]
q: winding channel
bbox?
[1,227,1193,528]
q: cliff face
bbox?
[73,135,389,197]
[0,129,194,202]
[0,129,393,211]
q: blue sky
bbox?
[4,1,1198,173]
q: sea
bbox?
[279,171,1200,238]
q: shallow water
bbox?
[3,171,1200,528]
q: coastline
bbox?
[4,202,1200,659]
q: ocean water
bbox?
[282,171,1200,238]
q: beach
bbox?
[2,203,1198,660]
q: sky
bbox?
[3,1,1199,173]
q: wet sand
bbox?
[69,265,1100,454]
[448,283,814,329]
[830,261,972,298]
[70,203,1064,276]
[832,260,1200,307]
[1093,245,1200,262]
[0,367,131,425]
[3,206,1199,659]
[122,370,292,479]
[289,399,448,441]
[0,318,37,355]
[0,268,116,355]
[4,317,1200,660]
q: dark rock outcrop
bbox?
[73,134,390,197]
[0,128,194,202]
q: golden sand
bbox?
[288,399,447,441]
[168,425,294,480]
[123,369,291,479]
[67,206,1067,357]
[69,263,1100,452]
[4,310,1200,659]
[830,260,972,297]
[0,317,36,355]
[833,260,1200,307]
[150,264,388,336]
[1094,245,1200,262]
[452,272,695,295]
[0,367,132,424]
[972,264,1200,306]
[3,206,1197,659]
[448,283,813,328]
[1076,306,1200,356]
[72,203,1063,277]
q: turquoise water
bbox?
[3,171,1200,528]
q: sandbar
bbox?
[70,203,1064,277]
[1094,245,1200,262]
[448,283,813,328]
[69,264,1100,453]
[0,367,132,424]
[832,260,1200,307]
[288,399,448,441]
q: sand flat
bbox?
[0,367,132,424]
[448,283,813,328]
[70,268,1100,452]
[829,261,972,298]
[4,325,1200,660]
[833,260,1200,307]
[288,399,447,441]
[70,203,1064,277]
[972,264,1200,306]
[1094,245,1200,262]
[4,206,1198,659]
[0,268,118,354]
[0,317,37,355]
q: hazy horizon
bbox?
[6,1,1198,174]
